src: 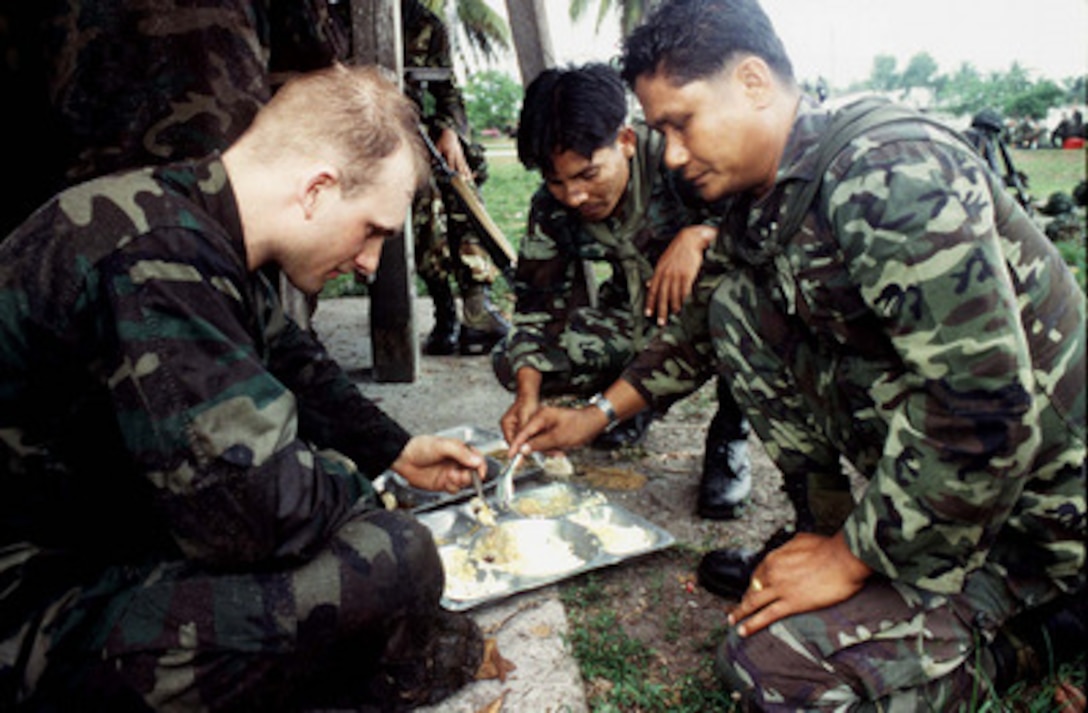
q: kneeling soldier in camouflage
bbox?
[511,1,1085,708]
[0,65,486,711]
[494,63,752,519]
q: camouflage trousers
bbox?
[491,305,640,397]
[11,509,460,712]
[413,177,499,289]
[716,564,1062,711]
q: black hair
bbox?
[620,0,794,88]
[516,63,628,175]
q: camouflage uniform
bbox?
[492,124,722,396]
[0,157,472,710]
[0,0,348,236]
[41,0,273,186]
[402,0,497,289]
[622,97,1086,708]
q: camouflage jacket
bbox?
[402,0,468,138]
[506,123,716,376]
[624,97,1086,595]
[43,0,275,186]
[0,156,408,639]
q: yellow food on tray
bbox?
[438,547,515,601]
[568,508,656,556]
[512,487,604,518]
[469,521,585,577]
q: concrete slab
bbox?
[312,296,588,713]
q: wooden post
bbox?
[350,0,418,383]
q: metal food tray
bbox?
[417,481,676,611]
[373,424,543,513]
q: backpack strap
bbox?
[777,98,969,239]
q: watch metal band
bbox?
[589,393,619,432]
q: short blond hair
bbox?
[246,63,429,195]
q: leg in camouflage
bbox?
[443,139,510,355]
[414,182,460,355]
[695,272,859,598]
[438,177,509,357]
[715,565,1067,710]
[17,510,482,712]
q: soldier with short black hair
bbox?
[495,62,753,518]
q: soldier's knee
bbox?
[336,509,444,609]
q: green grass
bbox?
[479,147,539,252]
[559,577,738,713]
[1009,146,1085,199]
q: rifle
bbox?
[417,126,518,271]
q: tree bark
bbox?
[503,0,555,86]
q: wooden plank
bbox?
[350,0,418,383]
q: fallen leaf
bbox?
[474,689,509,713]
[475,638,517,682]
[530,623,553,637]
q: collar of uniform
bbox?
[169,153,246,266]
[774,94,834,188]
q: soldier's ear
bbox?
[734,56,775,109]
[301,167,340,220]
[617,126,637,159]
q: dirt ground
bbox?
[312,295,794,710]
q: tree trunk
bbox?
[504,0,555,86]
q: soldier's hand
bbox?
[435,127,472,180]
[392,435,486,494]
[508,405,606,457]
[645,224,715,326]
[727,531,872,638]
[500,394,541,447]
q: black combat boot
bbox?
[458,283,510,356]
[987,592,1087,693]
[697,383,752,520]
[423,279,459,356]
[696,526,795,600]
[591,408,655,450]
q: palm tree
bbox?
[568,0,652,37]
[422,0,511,63]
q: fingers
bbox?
[499,409,518,445]
[645,274,678,326]
[507,419,542,458]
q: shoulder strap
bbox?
[778,98,965,239]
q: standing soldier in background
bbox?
[402,0,511,356]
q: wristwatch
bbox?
[588,392,619,432]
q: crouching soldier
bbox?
[0,65,487,711]
[493,63,752,519]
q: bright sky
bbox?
[479,0,1087,88]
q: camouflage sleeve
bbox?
[258,276,411,478]
[829,136,1042,593]
[107,232,405,566]
[416,8,467,134]
[505,191,587,376]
